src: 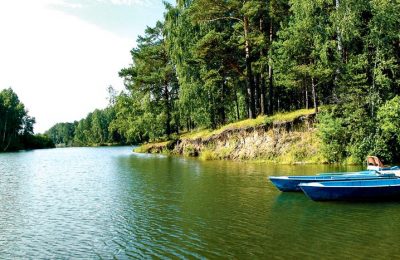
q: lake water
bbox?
[0,146,399,259]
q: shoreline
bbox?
[134,109,327,165]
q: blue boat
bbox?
[269,156,400,192]
[300,178,400,201]
[268,171,396,192]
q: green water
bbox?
[0,146,399,259]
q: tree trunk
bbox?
[220,82,226,125]
[234,87,240,120]
[334,0,342,88]
[245,88,249,118]
[304,79,309,109]
[255,74,260,115]
[336,0,342,53]
[209,91,217,129]
[311,77,318,113]
[2,115,7,150]
[277,96,280,112]
[268,22,274,115]
[260,73,266,115]
[4,134,12,152]
[259,17,266,115]
[244,16,256,119]
[164,84,171,136]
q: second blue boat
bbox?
[300,178,400,201]
[269,172,396,192]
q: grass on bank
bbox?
[181,108,316,140]
[137,108,316,153]
[134,141,169,153]
[197,126,324,163]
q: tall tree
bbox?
[0,88,52,151]
[273,0,336,113]
[0,88,27,151]
[118,21,180,139]
[188,0,261,118]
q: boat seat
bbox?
[367,156,384,168]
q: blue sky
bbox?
[0,0,168,133]
[51,0,167,39]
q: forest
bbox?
[47,0,400,163]
[46,107,123,147]
[0,88,54,152]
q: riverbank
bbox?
[136,109,326,164]
[55,142,123,148]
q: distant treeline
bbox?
[0,88,54,152]
[45,105,124,147]
[48,0,400,163]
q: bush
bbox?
[199,149,217,160]
[21,134,55,150]
[376,96,400,162]
[317,111,348,163]
[317,96,400,164]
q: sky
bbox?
[0,0,167,133]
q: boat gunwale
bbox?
[268,175,389,181]
[299,181,400,189]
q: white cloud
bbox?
[97,0,154,7]
[54,0,84,9]
[0,0,134,133]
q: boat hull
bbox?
[300,179,400,201]
[269,172,394,192]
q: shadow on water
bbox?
[267,192,400,259]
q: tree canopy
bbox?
[0,88,54,151]
[46,0,400,163]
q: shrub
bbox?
[317,111,348,163]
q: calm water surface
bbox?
[0,146,399,259]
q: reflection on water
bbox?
[0,147,399,258]
[268,193,400,259]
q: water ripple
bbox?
[0,147,399,258]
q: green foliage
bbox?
[199,149,218,160]
[0,88,52,151]
[46,0,400,164]
[72,107,123,146]
[318,95,400,164]
[273,0,336,113]
[376,96,400,162]
[115,21,179,142]
[183,144,198,157]
[309,0,400,164]
[46,106,123,147]
[46,122,76,146]
[317,106,382,164]
[378,96,400,139]
[317,111,348,163]
[21,134,55,149]
[0,88,27,151]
